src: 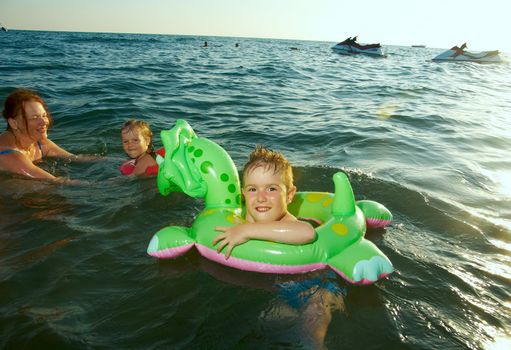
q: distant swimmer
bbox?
[203,41,208,47]
[235,43,239,48]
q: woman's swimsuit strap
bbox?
[0,141,42,155]
[0,149,19,155]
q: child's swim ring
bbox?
[119,148,165,175]
[147,120,394,285]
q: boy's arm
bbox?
[213,220,316,259]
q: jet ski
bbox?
[331,36,386,57]
[433,43,502,63]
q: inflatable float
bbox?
[119,148,165,175]
[147,120,394,284]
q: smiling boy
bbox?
[213,145,316,259]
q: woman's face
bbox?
[18,101,50,141]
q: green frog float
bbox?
[148,120,394,284]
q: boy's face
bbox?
[121,128,150,159]
[243,165,296,223]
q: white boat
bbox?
[433,44,502,63]
[331,37,386,57]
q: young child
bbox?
[213,145,316,259]
[119,119,159,176]
[213,145,343,347]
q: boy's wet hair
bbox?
[121,119,154,153]
[243,145,293,189]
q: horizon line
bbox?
[2,28,447,50]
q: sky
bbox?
[2,0,511,52]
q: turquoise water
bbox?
[1,30,510,349]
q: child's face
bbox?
[243,165,295,223]
[121,128,150,159]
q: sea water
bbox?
[0,30,510,349]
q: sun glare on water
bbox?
[493,170,511,199]
[484,336,511,350]
[376,103,397,120]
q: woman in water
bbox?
[0,89,95,181]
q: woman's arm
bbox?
[0,152,56,180]
[213,220,316,259]
[42,138,103,161]
[42,138,75,158]
[0,151,82,183]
